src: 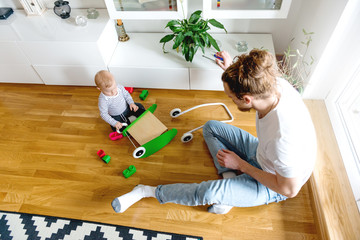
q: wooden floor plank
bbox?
[0,83,318,239]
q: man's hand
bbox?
[218,149,301,198]
[129,103,139,112]
[215,51,233,70]
[217,149,248,171]
[115,122,123,131]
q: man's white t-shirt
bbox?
[256,78,317,186]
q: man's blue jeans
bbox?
[155,120,287,207]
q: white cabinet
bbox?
[104,0,187,19]
[1,9,118,86]
[108,33,275,90]
[0,27,42,84]
[0,64,42,84]
[33,65,104,86]
[108,33,189,89]
[203,0,292,19]
[110,67,189,89]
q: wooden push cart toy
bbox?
[118,104,177,158]
[169,103,234,143]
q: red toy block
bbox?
[97,149,105,158]
[109,131,124,141]
[124,87,133,93]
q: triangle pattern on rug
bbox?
[0,211,203,240]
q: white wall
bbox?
[1,0,302,54]
[289,0,348,94]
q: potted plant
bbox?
[278,29,315,93]
[160,10,227,62]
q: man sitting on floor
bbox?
[111,49,317,214]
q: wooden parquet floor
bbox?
[0,83,318,240]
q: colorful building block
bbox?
[102,155,111,163]
[123,165,136,178]
[109,131,123,141]
[97,149,105,158]
[97,149,110,163]
[124,87,133,93]
[139,90,148,100]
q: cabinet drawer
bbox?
[190,68,224,91]
[109,67,189,89]
[19,42,107,66]
[0,42,30,65]
[33,65,105,86]
[0,65,43,84]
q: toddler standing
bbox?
[95,70,145,132]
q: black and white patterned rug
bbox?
[0,211,203,240]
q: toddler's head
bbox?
[95,70,117,96]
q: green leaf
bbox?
[200,33,210,48]
[188,25,201,32]
[197,20,207,31]
[184,31,193,37]
[182,42,189,56]
[310,56,314,65]
[165,20,181,28]
[193,34,205,54]
[199,25,210,33]
[189,10,202,24]
[173,32,185,49]
[159,34,175,43]
[188,46,195,62]
[292,62,298,69]
[169,26,184,33]
[206,33,220,51]
[183,44,190,62]
[209,19,227,33]
[162,42,168,53]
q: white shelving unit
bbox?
[1,9,276,90]
[108,33,275,90]
[0,9,118,86]
[0,14,43,84]
[203,0,292,19]
[103,0,187,19]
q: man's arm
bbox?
[217,149,302,198]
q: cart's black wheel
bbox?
[181,133,193,143]
[170,108,181,117]
[133,147,146,158]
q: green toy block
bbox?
[139,90,148,100]
[102,155,111,164]
[123,165,136,178]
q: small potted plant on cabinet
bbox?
[160,10,227,62]
[278,29,315,93]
